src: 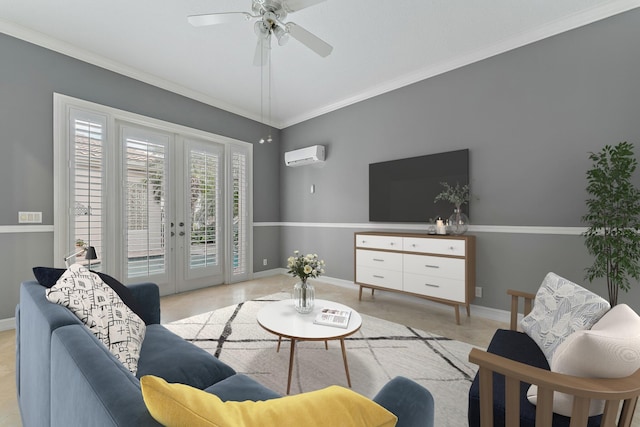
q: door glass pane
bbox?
[71,111,104,271]
[232,151,248,275]
[124,134,167,278]
[189,148,219,269]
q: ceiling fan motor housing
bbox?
[253,0,288,23]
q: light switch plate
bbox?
[19,211,43,224]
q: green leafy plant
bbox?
[582,141,640,306]
[434,182,470,210]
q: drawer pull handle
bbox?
[424,283,440,288]
[389,242,395,246]
[373,258,385,262]
[425,264,440,269]
[373,275,385,279]
[449,246,455,250]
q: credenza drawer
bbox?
[403,254,465,280]
[356,249,402,270]
[403,237,465,256]
[356,266,403,291]
[403,273,466,302]
[355,234,403,251]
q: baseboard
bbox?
[0,272,511,331]
[252,268,287,279]
[304,274,512,325]
[0,317,15,331]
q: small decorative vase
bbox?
[293,280,315,314]
[448,208,469,235]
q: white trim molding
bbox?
[0,225,54,234]
[0,317,15,332]
[254,222,586,236]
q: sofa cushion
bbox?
[520,272,609,362]
[467,329,602,427]
[46,264,146,374]
[205,374,281,401]
[136,324,236,390]
[527,303,640,416]
[140,375,398,427]
[33,266,151,324]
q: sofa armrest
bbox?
[507,289,536,331]
[373,376,434,427]
[51,325,161,427]
[468,348,640,427]
[128,282,161,325]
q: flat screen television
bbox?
[369,149,469,222]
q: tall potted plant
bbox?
[582,141,640,306]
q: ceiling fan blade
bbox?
[287,22,333,57]
[253,34,271,67]
[283,0,326,13]
[188,12,254,27]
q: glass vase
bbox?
[448,208,469,235]
[293,280,315,314]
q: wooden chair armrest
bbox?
[507,289,536,330]
[469,348,640,427]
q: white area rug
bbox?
[165,293,479,427]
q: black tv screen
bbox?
[369,149,469,222]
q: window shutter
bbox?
[70,109,105,270]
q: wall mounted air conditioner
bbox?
[284,145,325,167]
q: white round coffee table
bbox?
[256,299,362,394]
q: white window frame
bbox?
[53,93,253,284]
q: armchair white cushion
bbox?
[527,303,640,416]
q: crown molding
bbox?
[280,0,640,127]
[0,18,284,129]
[2,0,639,130]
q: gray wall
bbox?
[279,9,640,312]
[3,8,640,321]
[0,33,281,320]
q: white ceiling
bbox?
[1,0,639,128]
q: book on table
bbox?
[314,307,352,328]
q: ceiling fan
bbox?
[188,0,333,66]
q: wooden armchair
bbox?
[468,290,640,427]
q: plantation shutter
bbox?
[69,108,105,270]
[189,147,220,269]
[122,126,169,279]
[231,149,250,280]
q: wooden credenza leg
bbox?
[454,305,461,325]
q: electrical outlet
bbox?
[475,287,483,298]
[263,258,268,266]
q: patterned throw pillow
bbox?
[46,263,146,374]
[520,272,610,362]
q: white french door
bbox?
[54,94,252,295]
[121,128,235,294]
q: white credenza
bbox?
[354,232,476,324]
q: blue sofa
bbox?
[16,280,435,427]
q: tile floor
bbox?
[0,274,510,426]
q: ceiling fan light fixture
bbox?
[254,20,268,38]
[273,26,290,46]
